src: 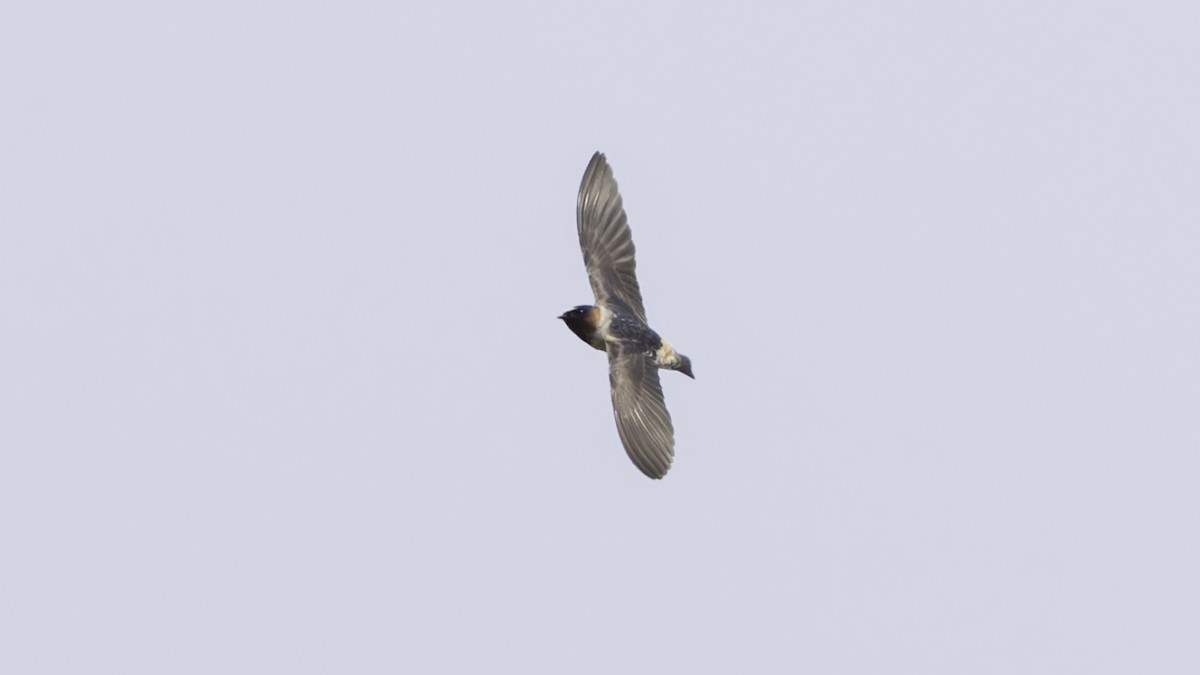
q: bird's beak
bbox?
[680,361,694,379]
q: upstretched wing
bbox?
[577,152,647,322]
[608,341,675,479]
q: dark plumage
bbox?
[559,152,693,479]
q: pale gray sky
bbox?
[3,2,1198,673]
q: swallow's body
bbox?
[559,153,693,480]
[560,305,690,375]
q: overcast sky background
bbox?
[3,2,1198,673]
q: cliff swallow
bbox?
[559,152,693,480]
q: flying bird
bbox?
[559,152,693,479]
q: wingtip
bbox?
[585,151,608,177]
[639,466,670,480]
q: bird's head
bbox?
[559,305,603,349]
[557,305,593,323]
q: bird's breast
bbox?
[583,305,612,351]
